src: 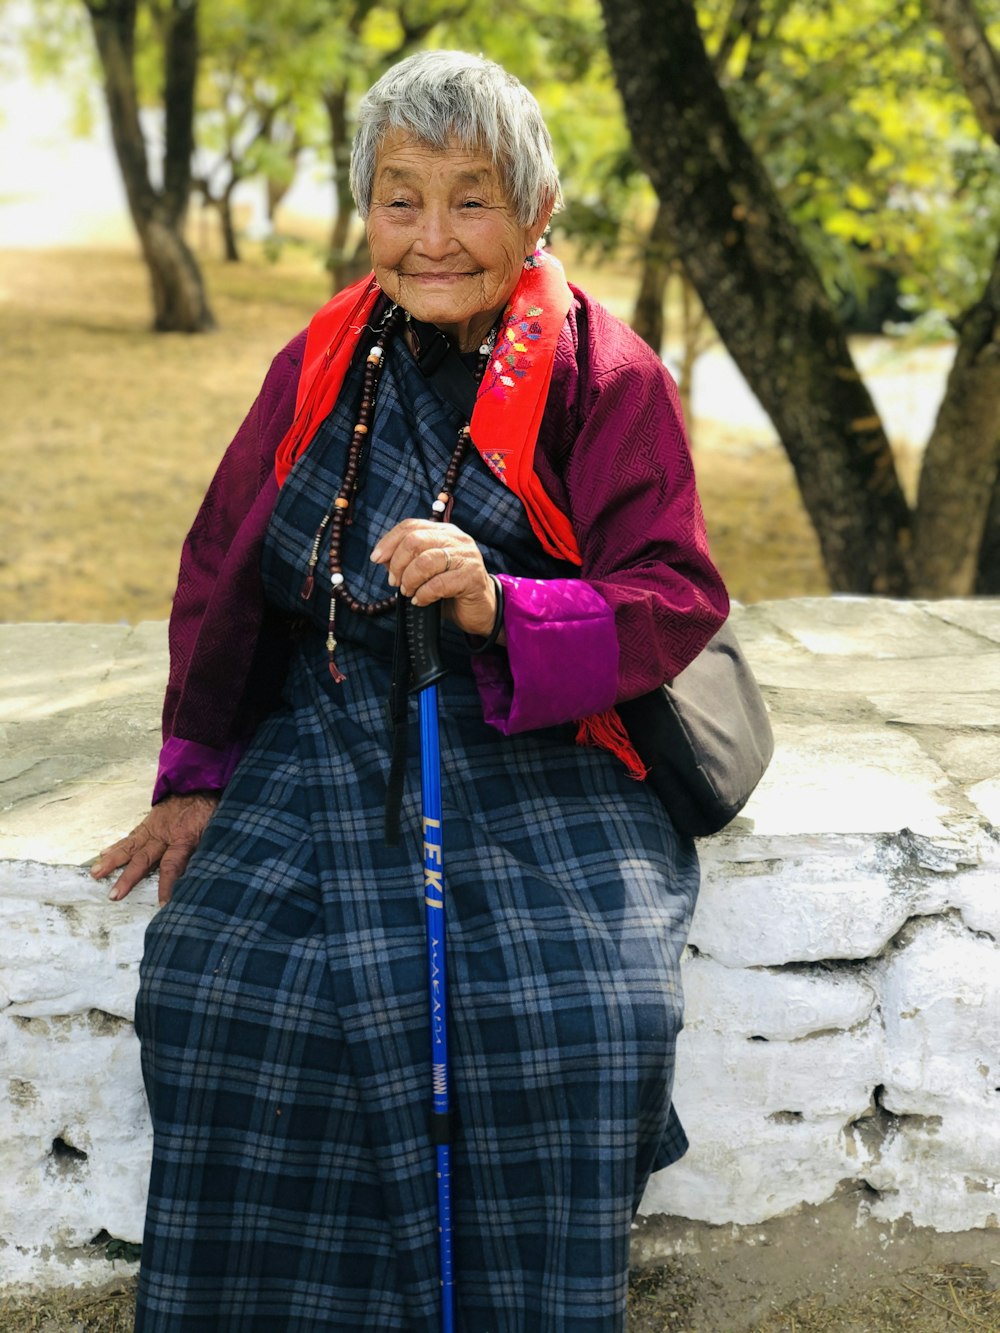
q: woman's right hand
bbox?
[91,792,220,906]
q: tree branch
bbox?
[924,0,1000,144]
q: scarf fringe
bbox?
[575,708,648,782]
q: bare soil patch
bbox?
[0,245,827,626]
[628,1261,1000,1331]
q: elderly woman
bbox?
[93,49,727,1332]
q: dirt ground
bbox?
[627,1261,1000,1332]
[1,1259,999,1332]
[3,245,995,1331]
[0,244,828,626]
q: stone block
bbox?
[0,864,155,1287]
[923,601,1000,645]
[968,778,1000,826]
[645,1111,862,1224]
[682,954,877,1040]
[1,1007,151,1261]
[877,918,1000,1116]
[693,836,911,965]
[0,863,154,1021]
[754,596,988,660]
[945,860,1000,938]
[756,648,1000,699]
[0,622,166,866]
[869,1107,1000,1231]
[746,725,955,837]
[674,1024,881,1123]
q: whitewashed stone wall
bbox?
[2,600,999,1290]
[653,598,1000,1236]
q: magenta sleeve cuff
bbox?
[153,736,246,804]
[471,574,619,734]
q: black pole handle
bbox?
[406,599,448,692]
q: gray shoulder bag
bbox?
[615,620,774,836]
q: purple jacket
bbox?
[154,286,729,801]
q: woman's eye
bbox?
[460,200,485,210]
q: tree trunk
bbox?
[324,85,368,292]
[677,275,712,437]
[266,132,301,224]
[266,177,285,225]
[631,201,673,353]
[139,218,216,329]
[84,0,214,332]
[600,0,911,594]
[974,468,1000,591]
[219,181,241,263]
[922,0,1000,591]
[911,243,1000,593]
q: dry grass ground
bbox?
[0,1284,137,1332]
[1,1263,999,1331]
[0,244,826,627]
[0,245,331,624]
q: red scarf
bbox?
[275,251,578,563]
[273,251,645,781]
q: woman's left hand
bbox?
[371,519,500,640]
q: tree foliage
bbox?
[706,0,1000,324]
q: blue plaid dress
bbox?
[134,332,700,1332]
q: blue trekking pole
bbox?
[406,599,455,1333]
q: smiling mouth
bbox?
[402,271,477,280]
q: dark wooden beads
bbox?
[302,306,493,679]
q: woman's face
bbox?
[366,130,546,353]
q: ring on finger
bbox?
[442,549,452,574]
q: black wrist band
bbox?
[467,575,504,655]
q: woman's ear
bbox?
[527,201,556,254]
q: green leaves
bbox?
[707,0,1000,320]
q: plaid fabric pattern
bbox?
[134,335,699,1332]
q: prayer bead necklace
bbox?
[299,303,495,681]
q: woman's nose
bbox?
[414,205,458,259]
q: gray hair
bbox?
[350,50,562,230]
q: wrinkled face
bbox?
[366,130,546,353]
